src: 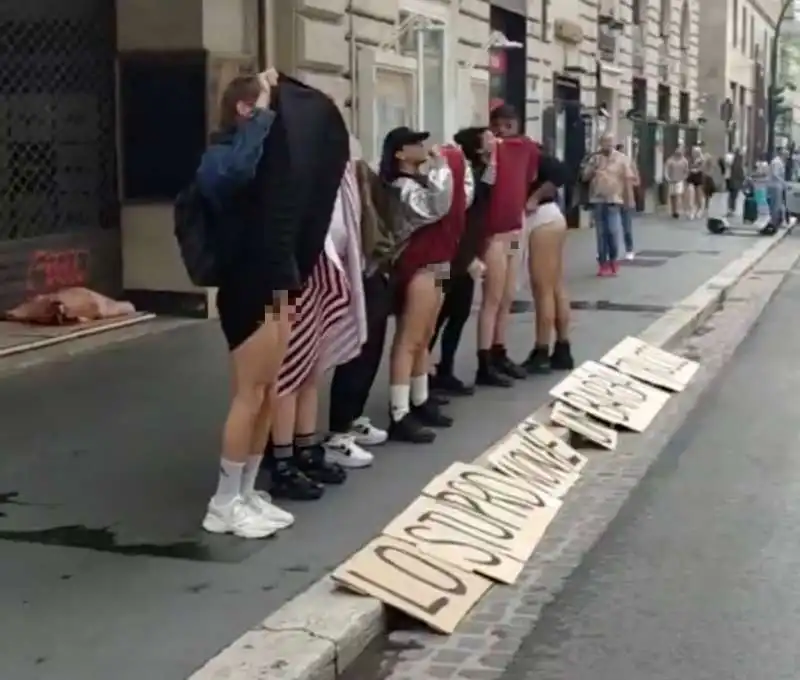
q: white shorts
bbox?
[669,181,685,196]
[528,202,564,229]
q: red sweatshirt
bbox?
[485,136,540,239]
[396,146,467,285]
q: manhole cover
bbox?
[619,258,668,267]
[636,249,685,258]
[570,300,671,313]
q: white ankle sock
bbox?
[410,374,429,407]
[241,454,263,495]
[213,458,245,504]
[390,384,411,422]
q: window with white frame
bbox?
[398,9,448,143]
[375,68,415,155]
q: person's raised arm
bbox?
[196,70,277,203]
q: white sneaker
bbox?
[349,417,388,446]
[625,251,635,260]
[202,495,280,539]
[243,490,295,530]
[325,434,375,468]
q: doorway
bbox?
[554,74,583,227]
[489,5,526,118]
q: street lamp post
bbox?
[767,0,794,157]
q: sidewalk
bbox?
[0,217,770,680]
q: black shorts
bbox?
[217,280,296,352]
[688,172,703,187]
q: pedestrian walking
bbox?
[664,146,689,219]
[616,143,638,259]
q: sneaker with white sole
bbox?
[349,417,388,446]
[325,434,375,468]
[625,251,635,260]
[202,495,280,539]
[243,490,295,529]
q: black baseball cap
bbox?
[382,126,430,156]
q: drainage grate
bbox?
[619,258,668,267]
[570,300,671,313]
[636,249,686,258]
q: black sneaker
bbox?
[270,461,325,501]
[388,413,436,444]
[549,341,575,371]
[430,371,475,396]
[295,445,348,485]
[491,346,527,379]
[523,346,552,375]
[429,391,450,407]
[412,399,454,428]
[476,350,514,387]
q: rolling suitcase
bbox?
[742,189,757,223]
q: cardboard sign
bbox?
[600,336,699,392]
[486,420,587,499]
[381,496,526,584]
[332,534,492,634]
[419,463,561,563]
[549,361,670,432]
[550,400,619,450]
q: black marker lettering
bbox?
[461,470,550,512]
[432,490,523,531]
[554,405,615,447]
[563,388,629,422]
[344,544,468,616]
[442,478,528,520]
[403,526,503,567]
[420,508,515,545]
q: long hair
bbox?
[218,75,261,130]
[378,139,399,183]
[454,126,487,166]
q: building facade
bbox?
[697,0,784,161]
[0,0,706,316]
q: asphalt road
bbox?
[0,219,768,680]
[499,239,800,679]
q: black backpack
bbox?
[174,182,219,287]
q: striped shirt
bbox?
[276,164,364,397]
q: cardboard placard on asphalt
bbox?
[549,360,671,431]
[419,462,561,559]
[485,420,587,499]
[381,495,527,584]
[332,534,492,634]
[550,400,619,450]
[600,335,700,392]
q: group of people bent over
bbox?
[193,70,574,539]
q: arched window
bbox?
[679,1,690,51]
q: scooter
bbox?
[707,184,777,236]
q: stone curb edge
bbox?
[188,228,792,680]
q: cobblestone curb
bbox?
[187,229,794,680]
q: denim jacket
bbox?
[196,109,275,207]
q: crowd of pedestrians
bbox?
[178,70,639,539]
